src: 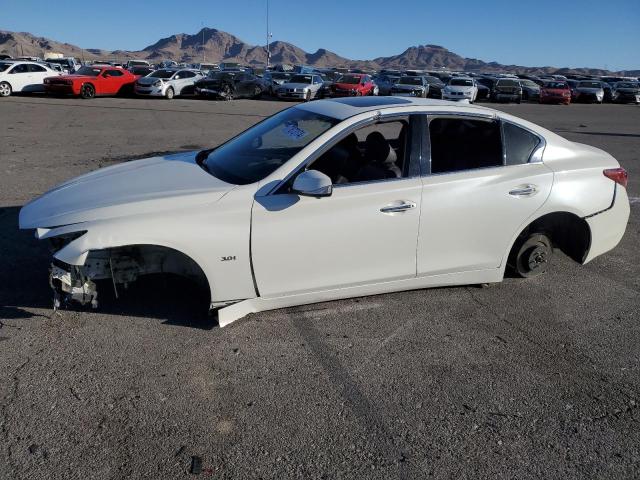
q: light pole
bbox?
[266,0,272,68]
[202,23,206,63]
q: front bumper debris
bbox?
[50,263,98,310]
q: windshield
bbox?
[424,76,442,84]
[338,75,362,84]
[578,81,601,88]
[0,62,11,72]
[75,66,102,76]
[149,69,176,79]
[544,82,568,89]
[497,80,518,86]
[398,77,422,85]
[290,75,312,84]
[519,80,538,87]
[45,59,69,65]
[615,82,637,88]
[271,73,289,80]
[449,78,473,86]
[203,108,339,185]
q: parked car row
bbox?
[1,58,639,105]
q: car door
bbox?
[416,114,553,276]
[251,114,423,297]
[26,64,50,91]
[101,69,124,94]
[7,63,31,91]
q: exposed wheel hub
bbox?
[528,246,548,270]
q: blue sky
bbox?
[1,0,639,70]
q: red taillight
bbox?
[603,168,628,188]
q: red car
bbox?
[44,65,139,99]
[539,81,572,105]
[331,74,376,97]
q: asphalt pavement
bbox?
[0,96,639,479]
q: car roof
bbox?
[296,97,499,120]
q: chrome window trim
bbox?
[267,112,418,196]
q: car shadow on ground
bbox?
[0,206,217,330]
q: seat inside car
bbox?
[354,131,402,181]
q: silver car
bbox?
[134,68,204,99]
[276,74,324,101]
[574,80,605,104]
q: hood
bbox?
[19,151,234,229]
[281,82,312,89]
[137,76,165,85]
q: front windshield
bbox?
[519,80,538,87]
[424,76,442,84]
[338,75,362,84]
[545,82,567,89]
[398,77,422,85]
[449,78,473,86]
[578,81,601,88]
[497,80,518,86]
[149,69,176,79]
[75,66,102,76]
[271,73,289,80]
[203,108,339,185]
[615,82,637,88]
[290,75,312,84]
[0,62,11,72]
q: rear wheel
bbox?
[511,233,552,278]
[222,84,233,101]
[165,87,174,100]
[252,85,262,99]
[80,83,95,99]
[0,81,11,97]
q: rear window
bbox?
[503,122,540,165]
[429,118,502,174]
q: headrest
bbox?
[365,131,397,164]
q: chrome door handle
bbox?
[509,184,537,196]
[380,201,417,213]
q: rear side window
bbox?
[28,64,47,72]
[502,122,541,165]
[428,118,502,174]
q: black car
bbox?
[476,76,498,97]
[611,81,640,104]
[129,66,155,77]
[194,71,266,100]
[518,79,541,102]
[423,75,446,99]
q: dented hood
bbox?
[19,151,234,229]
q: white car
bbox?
[134,68,204,99]
[0,60,61,97]
[442,76,478,103]
[19,98,630,326]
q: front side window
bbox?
[429,118,502,174]
[106,69,123,77]
[202,108,339,185]
[503,122,541,165]
[10,64,29,74]
[75,66,102,76]
[307,117,410,185]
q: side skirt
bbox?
[216,268,503,327]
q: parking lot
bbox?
[1,96,639,479]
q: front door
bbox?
[251,115,422,297]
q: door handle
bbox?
[380,201,417,213]
[509,184,537,196]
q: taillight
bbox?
[603,168,628,188]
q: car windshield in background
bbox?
[338,75,361,84]
[579,81,602,88]
[519,80,538,87]
[290,75,312,84]
[75,66,102,76]
[424,76,442,84]
[209,72,235,80]
[149,69,175,79]
[0,62,11,72]
[399,77,422,85]
[545,82,567,89]
[498,80,518,86]
[450,78,473,86]
[203,108,338,185]
[615,82,637,88]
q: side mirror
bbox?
[292,170,333,197]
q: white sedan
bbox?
[442,76,478,103]
[19,98,630,326]
[0,60,61,96]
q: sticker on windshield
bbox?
[282,122,307,140]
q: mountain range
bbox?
[1,28,637,77]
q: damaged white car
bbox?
[19,97,630,326]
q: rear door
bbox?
[417,115,553,276]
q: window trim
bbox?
[422,113,545,176]
[269,112,422,195]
